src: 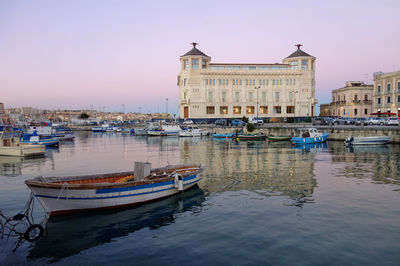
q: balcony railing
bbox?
[180,99,189,105]
[352,100,361,103]
[363,100,371,104]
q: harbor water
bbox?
[1,132,400,265]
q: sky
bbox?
[1,0,399,115]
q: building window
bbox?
[274,106,281,114]
[192,59,198,69]
[354,109,358,116]
[377,98,381,104]
[286,79,289,85]
[293,79,296,85]
[253,80,255,85]
[235,91,240,102]
[248,92,253,102]
[221,91,226,103]
[397,95,400,103]
[387,83,391,92]
[354,95,358,101]
[287,106,295,114]
[226,79,229,85]
[301,60,308,70]
[220,106,228,114]
[205,79,208,86]
[206,106,215,114]
[289,92,293,100]
[202,60,206,69]
[290,61,298,70]
[208,91,213,102]
[272,80,275,85]
[364,94,368,100]
[266,80,269,85]
[213,79,215,85]
[279,79,282,85]
[398,82,400,91]
[364,108,368,115]
[343,109,346,115]
[233,106,241,114]
[184,60,189,70]
[260,106,268,114]
[261,91,266,101]
[377,85,381,93]
[387,96,391,103]
[233,79,235,85]
[275,92,279,101]
[239,80,242,85]
[246,106,255,114]
[184,78,187,86]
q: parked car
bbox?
[312,117,327,125]
[332,117,347,125]
[215,119,227,126]
[387,117,400,126]
[354,117,367,126]
[231,119,246,126]
[367,117,385,125]
[248,117,264,125]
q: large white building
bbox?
[178,43,317,120]
[372,70,400,116]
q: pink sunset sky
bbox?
[1,0,399,115]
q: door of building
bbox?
[184,107,189,118]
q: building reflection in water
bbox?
[0,156,46,177]
[330,144,400,186]
[179,138,319,201]
[28,186,205,263]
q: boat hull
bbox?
[267,136,292,142]
[291,133,329,144]
[0,145,45,157]
[147,130,180,136]
[238,134,266,141]
[26,165,204,216]
[345,136,390,145]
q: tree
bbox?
[79,113,89,119]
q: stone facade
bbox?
[319,81,373,117]
[372,71,400,116]
[178,43,317,119]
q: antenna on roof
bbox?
[191,42,198,48]
[295,44,302,50]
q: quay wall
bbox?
[68,124,400,143]
[205,124,400,144]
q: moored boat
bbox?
[179,126,209,137]
[238,134,266,141]
[267,135,292,142]
[291,128,329,144]
[20,133,59,147]
[147,125,181,136]
[212,132,237,138]
[25,162,204,216]
[0,131,45,157]
[344,136,390,146]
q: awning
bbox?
[370,112,397,116]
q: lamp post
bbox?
[254,86,260,118]
[165,98,168,120]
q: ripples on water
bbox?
[0,132,399,265]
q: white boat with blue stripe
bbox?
[25,163,204,216]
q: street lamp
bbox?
[254,86,260,117]
[165,98,168,119]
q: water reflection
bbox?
[330,144,400,185]
[28,186,205,263]
[0,156,46,177]
[180,139,318,200]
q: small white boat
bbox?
[0,131,45,157]
[344,136,390,146]
[291,128,329,144]
[147,125,181,136]
[179,126,209,137]
[25,162,204,216]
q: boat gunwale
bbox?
[25,164,204,190]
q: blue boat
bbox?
[291,128,329,144]
[20,132,59,147]
[212,132,237,138]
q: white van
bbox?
[248,117,264,125]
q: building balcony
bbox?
[180,99,189,105]
[352,100,361,104]
[363,100,372,104]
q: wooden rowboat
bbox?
[25,163,204,216]
[267,135,292,142]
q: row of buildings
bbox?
[178,43,399,119]
[320,71,400,117]
[0,103,171,126]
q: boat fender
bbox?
[24,224,44,242]
[178,175,184,191]
[173,173,182,189]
